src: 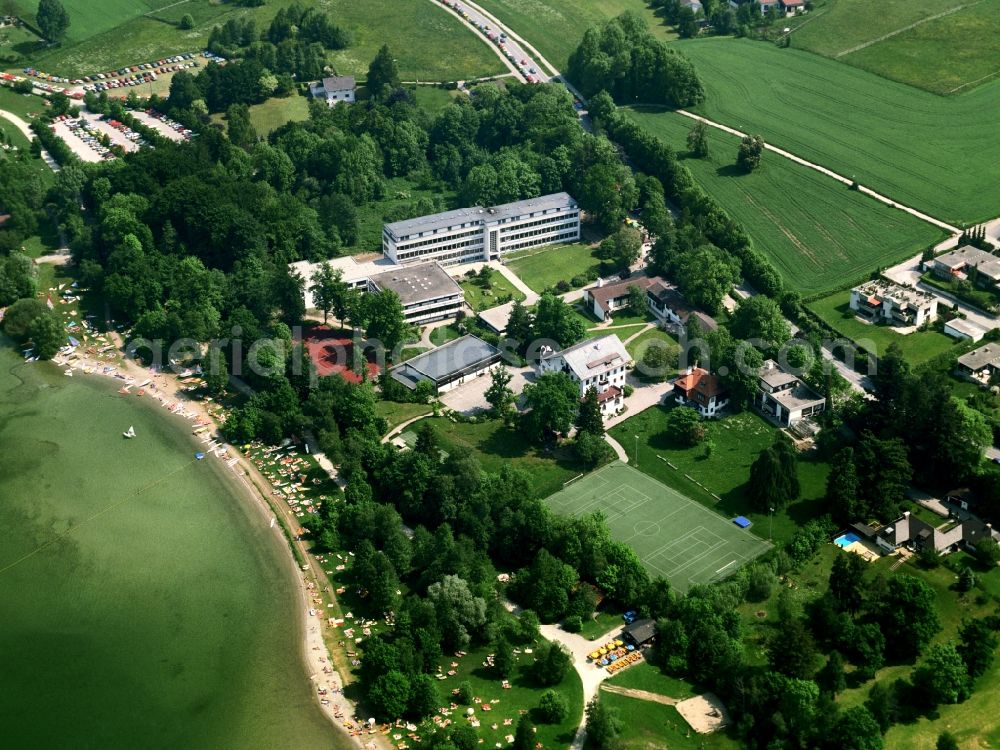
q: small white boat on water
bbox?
[123,425,136,439]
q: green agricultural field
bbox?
[609,408,830,544]
[625,108,944,296]
[14,0,503,82]
[809,291,960,365]
[472,0,676,71]
[676,38,1000,225]
[13,0,175,43]
[505,242,602,293]
[842,0,1000,94]
[790,0,1000,94]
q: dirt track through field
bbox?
[600,684,679,706]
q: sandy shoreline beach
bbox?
[52,338,379,750]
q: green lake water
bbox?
[0,345,340,749]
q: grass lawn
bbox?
[403,643,583,750]
[545,462,772,591]
[430,324,463,346]
[624,107,944,296]
[605,661,696,697]
[505,242,603,293]
[460,274,525,312]
[590,323,646,343]
[625,327,677,363]
[472,0,677,72]
[350,176,459,254]
[411,85,461,114]
[576,610,624,641]
[599,690,740,750]
[809,291,960,365]
[0,87,49,121]
[14,0,504,82]
[789,0,1000,94]
[921,271,1000,313]
[609,408,830,545]
[675,37,1000,225]
[376,400,432,432]
[409,416,590,498]
[246,94,310,135]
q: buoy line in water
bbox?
[0,457,199,577]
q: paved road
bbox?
[0,107,59,171]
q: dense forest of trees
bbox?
[567,13,704,107]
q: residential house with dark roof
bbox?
[875,510,1000,555]
[645,280,718,332]
[623,618,657,646]
[583,276,658,321]
[671,366,728,418]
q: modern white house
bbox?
[755,359,825,427]
[290,257,463,326]
[671,366,728,418]
[849,279,938,327]
[309,76,356,106]
[537,335,630,417]
[382,192,580,266]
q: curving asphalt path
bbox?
[0,107,59,171]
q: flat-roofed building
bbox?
[290,258,463,326]
[368,263,464,326]
[849,279,938,327]
[537,334,630,417]
[382,192,580,266]
[932,245,1000,288]
[290,255,395,309]
[755,359,825,427]
[944,318,987,343]
[390,334,502,393]
[956,342,1000,383]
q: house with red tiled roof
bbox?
[671,366,729,418]
[779,0,804,13]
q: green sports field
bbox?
[545,461,770,592]
[676,38,1000,225]
[624,107,944,296]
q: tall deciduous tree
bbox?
[598,226,643,272]
[521,371,580,442]
[485,366,516,422]
[584,698,622,750]
[673,244,740,314]
[686,122,709,158]
[736,134,764,172]
[730,294,790,346]
[913,643,973,706]
[36,0,70,41]
[576,387,605,437]
[367,44,400,100]
[747,437,800,511]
